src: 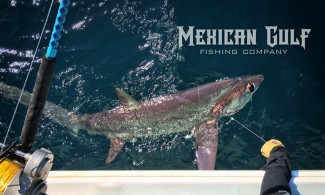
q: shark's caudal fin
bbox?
[0,82,125,165]
[194,119,218,170]
[0,82,82,133]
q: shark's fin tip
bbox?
[106,137,125,164]
[115,88,140,109]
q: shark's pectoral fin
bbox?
[194,119,218,170]
[115,88,140,109]
[105,137,125,164]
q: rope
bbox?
[227,116,267,143]
[1,0,55,151]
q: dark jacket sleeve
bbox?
[260,147,292,195]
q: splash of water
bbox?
[110,0,184,97]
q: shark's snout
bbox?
[255,74,264,82]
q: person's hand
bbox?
[261,139,284,158]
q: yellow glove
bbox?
[261,139,284,158]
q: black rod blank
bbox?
[20,56,56,152]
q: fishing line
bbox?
[227,116,267,143]
[2,0,55,151]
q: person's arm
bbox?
[260,139,292,195]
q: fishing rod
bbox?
[0,0,70,194]
[20,0,70,152]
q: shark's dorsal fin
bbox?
[105,137,125,164]
[115,88,140,109]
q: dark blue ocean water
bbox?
[0,0,324,170]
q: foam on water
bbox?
[110,0,184,97]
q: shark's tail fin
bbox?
[0,82,81,133]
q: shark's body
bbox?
[0,75,263,169]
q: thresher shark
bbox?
[0,74,264,170]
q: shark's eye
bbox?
[247,83,255,92]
